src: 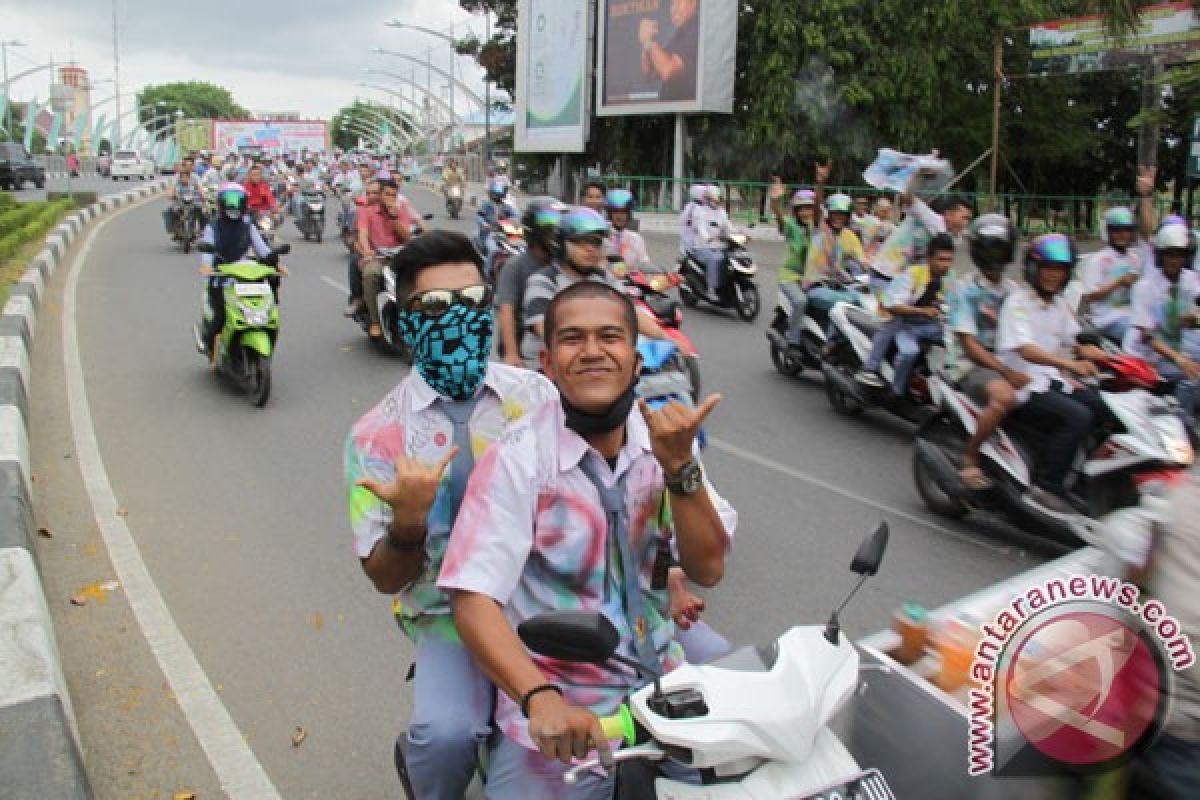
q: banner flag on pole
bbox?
[24,97,43,151]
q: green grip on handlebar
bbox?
[598,704,636,746]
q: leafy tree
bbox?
[137,81,250,136]
[330,100,420,153]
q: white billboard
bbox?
[596,0,737,116]
[514,0,591,153]
[212,119,329,154]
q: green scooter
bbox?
[194,241,289,407]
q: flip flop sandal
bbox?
[959,465,992,491]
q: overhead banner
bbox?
[1029,1,1200,74]
[596,0,737,116]
[211,119,329,155]
[514,0,591,153]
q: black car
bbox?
[0,142,46,190]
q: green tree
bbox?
[137,81,250,136]
[330,100,420,153]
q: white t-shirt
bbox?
[1079,245,1143,328]
[996,286,1082,404]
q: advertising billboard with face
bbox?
[596,0,736,116]
[514,0,592,152]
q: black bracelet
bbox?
[385,533,426,553]
[520,683,562,718]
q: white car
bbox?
[109,150,156,180]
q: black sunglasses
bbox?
[404,284,493,317]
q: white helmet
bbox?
[1153,222,1193,253]
[688,184,707,203]
[705,184,723,204]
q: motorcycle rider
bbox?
[476,181,519,276]
[691,184,738,302]
[521,207,666,369]
[766,164,828,350]
[1079,207,1144,342]
[496,198,566,368]
[899,173,973,272]
[243,163,279,223]
[163,163,206,238]
[679,183,708,254]
[344,180,383,318]
[348,230,558,800]
[441,158,464,214]
[942,215,1027,490]
[440,279,736,797]
[800,192,867,319]
[856,232,954,398]
[604,188,651,268]
[581,180,607,213]
[995,234,1111,514]
[194,183,283,359]
[357,178,415,338]
[1126,222,1200,424]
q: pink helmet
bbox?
[791,189,816,207]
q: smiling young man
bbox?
[346,230,556,798]
[439,281,737,798]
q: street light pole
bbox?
[1,40,26,141]
[484,8,491,167]
[111,0,121,150]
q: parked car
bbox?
[0,142,46,190]
[97,154,112,177]
[109,150,155,181]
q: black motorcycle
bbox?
[677,233,761,321]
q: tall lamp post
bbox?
[0,40,26,141]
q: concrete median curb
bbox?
[0,178,168,800]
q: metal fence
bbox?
[590,174,1174,238]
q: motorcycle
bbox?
[351,246,412,360]
[192,242,289,407]
[613,257,701,400]
[295,187,326,243]
[677,233,761,322]
[485,219,526,284]
[767,276,878,379]
[444,183,463,219]
[173,189,205,253]
[516,523,897,800]
[819,300,943,423]
[913,349,1194,542]
[254,211,277,248]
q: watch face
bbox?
[681,462,703,495]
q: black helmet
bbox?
[521,197,567,253]
[966,213,1016,274]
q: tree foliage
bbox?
[137,81,250,136]
[330,100,420,152]
[453,0,1188,195]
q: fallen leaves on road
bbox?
[37,527,52,538]
[291,726,308,747]
[69,580,121,606]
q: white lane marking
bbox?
[62,199,282,798]
[320,275,349,294]
[706,435,1018,556]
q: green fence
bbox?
[594,174,1173,238]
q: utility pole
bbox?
[484,6,491,167]
[990,30,1002,208]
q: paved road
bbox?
[8,172,154,202]
[31,185,1056,798]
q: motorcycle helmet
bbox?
[1103,206,1137,249]
[966,213,1016,275]
[688,184,707,204]
[1023,233,1076,291]
[216,183,248,220]
[605,188,635,214]
[521,197,567,255]
[705,185,724,205]
[487,181,507,202]
[790,189,816,208]
[558,207,610,261]
[1152,222,1195,265]
[826,193,854,215]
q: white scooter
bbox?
[913,351,1194,544]
[517,524,897,800]
[767,275,878,378]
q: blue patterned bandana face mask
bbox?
[398,303,494,401]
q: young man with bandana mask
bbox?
[439,281,737,798]
[345,230,558,800]
[520,207,666,369]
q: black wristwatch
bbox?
[664,460,703,497]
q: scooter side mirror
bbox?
[196,242,215,254]
[518,611,619,665]
[850,522,889,576]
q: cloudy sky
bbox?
[1,0,497,119]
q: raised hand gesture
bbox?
[356,448,458,527]
[768,177,786,202]
[638,395,722,474]
[1137,165,1157,197]
[815,161,832,186]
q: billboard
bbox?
[514,0,591,153]
[1029,1,1200,74]
[596,0,737,116]
[211,119,329,154]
